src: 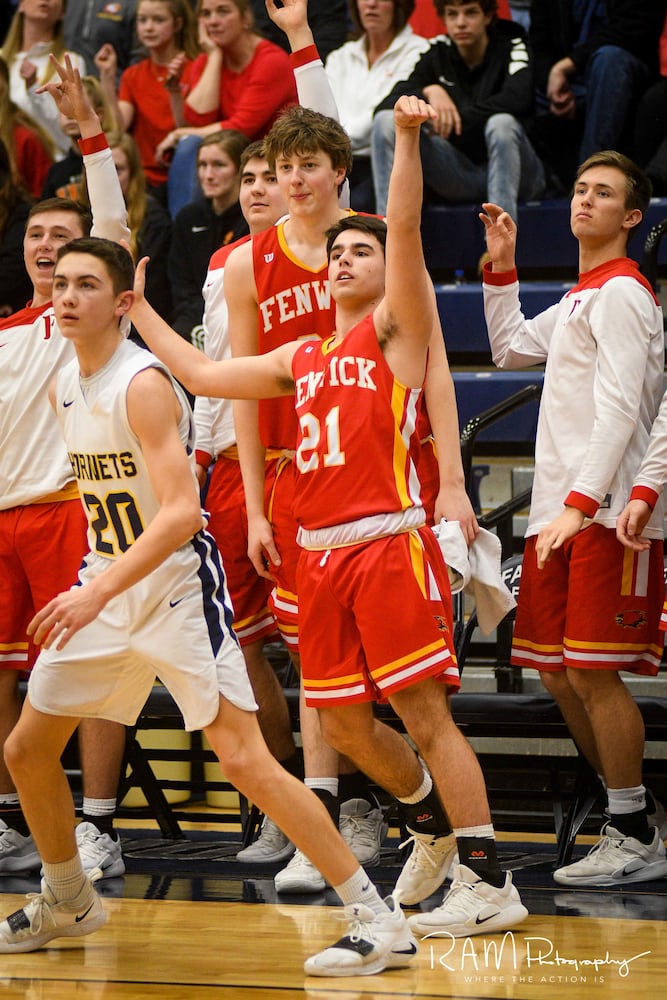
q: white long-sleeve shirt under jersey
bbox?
[193,239,250,464]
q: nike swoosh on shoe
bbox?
[75,903,95,923]
[392,943,418,956]
[620,862,647,877]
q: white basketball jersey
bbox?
[55,339,196,559]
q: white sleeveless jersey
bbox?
[55,340,196,559]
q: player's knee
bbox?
[219,734,281,800]
[3,724,31,782]
[319,708,372,759]
[567,667,615,706]
[391,683,452,751]
[224,759,249,794]
[318,709,356,755]
[539,669,565,698]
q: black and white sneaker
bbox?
[0,878,106,953]
[304,895,417,977]
[408,864,528,937]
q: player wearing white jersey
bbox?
[482,149,667,888]
[0,56,130,882]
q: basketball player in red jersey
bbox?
[221,0,479,888]
[130,95,528,952]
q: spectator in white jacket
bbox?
[323,0,431,210]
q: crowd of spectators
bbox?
[2,0,667,327]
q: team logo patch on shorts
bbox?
[615,610,647,629]
[433,615,450,633]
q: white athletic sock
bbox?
[397,766,432,805]
[305,778,339,797]
[607,785,646,816]
[82,796,117,818]
[454,824,495,840]
[42,854,88,902]
[334,866,388,915]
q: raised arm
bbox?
[375,96,437,386]
[479,202,518,273]
[480,203,554,370]
[266,0,347,205]
[38,53,110,144]
[265,0,316,55]
[379,97,476,537]
[23,49,87,149]
[39,55,130,246]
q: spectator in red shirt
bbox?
[158,0,298,216]
[156,0,297,215]
[180,0,297,140]
[0,54,53,199]
[95,0,200,204]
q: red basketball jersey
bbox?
[252,222,335,450]
[291,314,424,530]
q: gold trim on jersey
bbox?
[220,445,289,462]
[274,210,357,272]
[276,223,328,273]
[32,482,80,504]
[320,334,340,356]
